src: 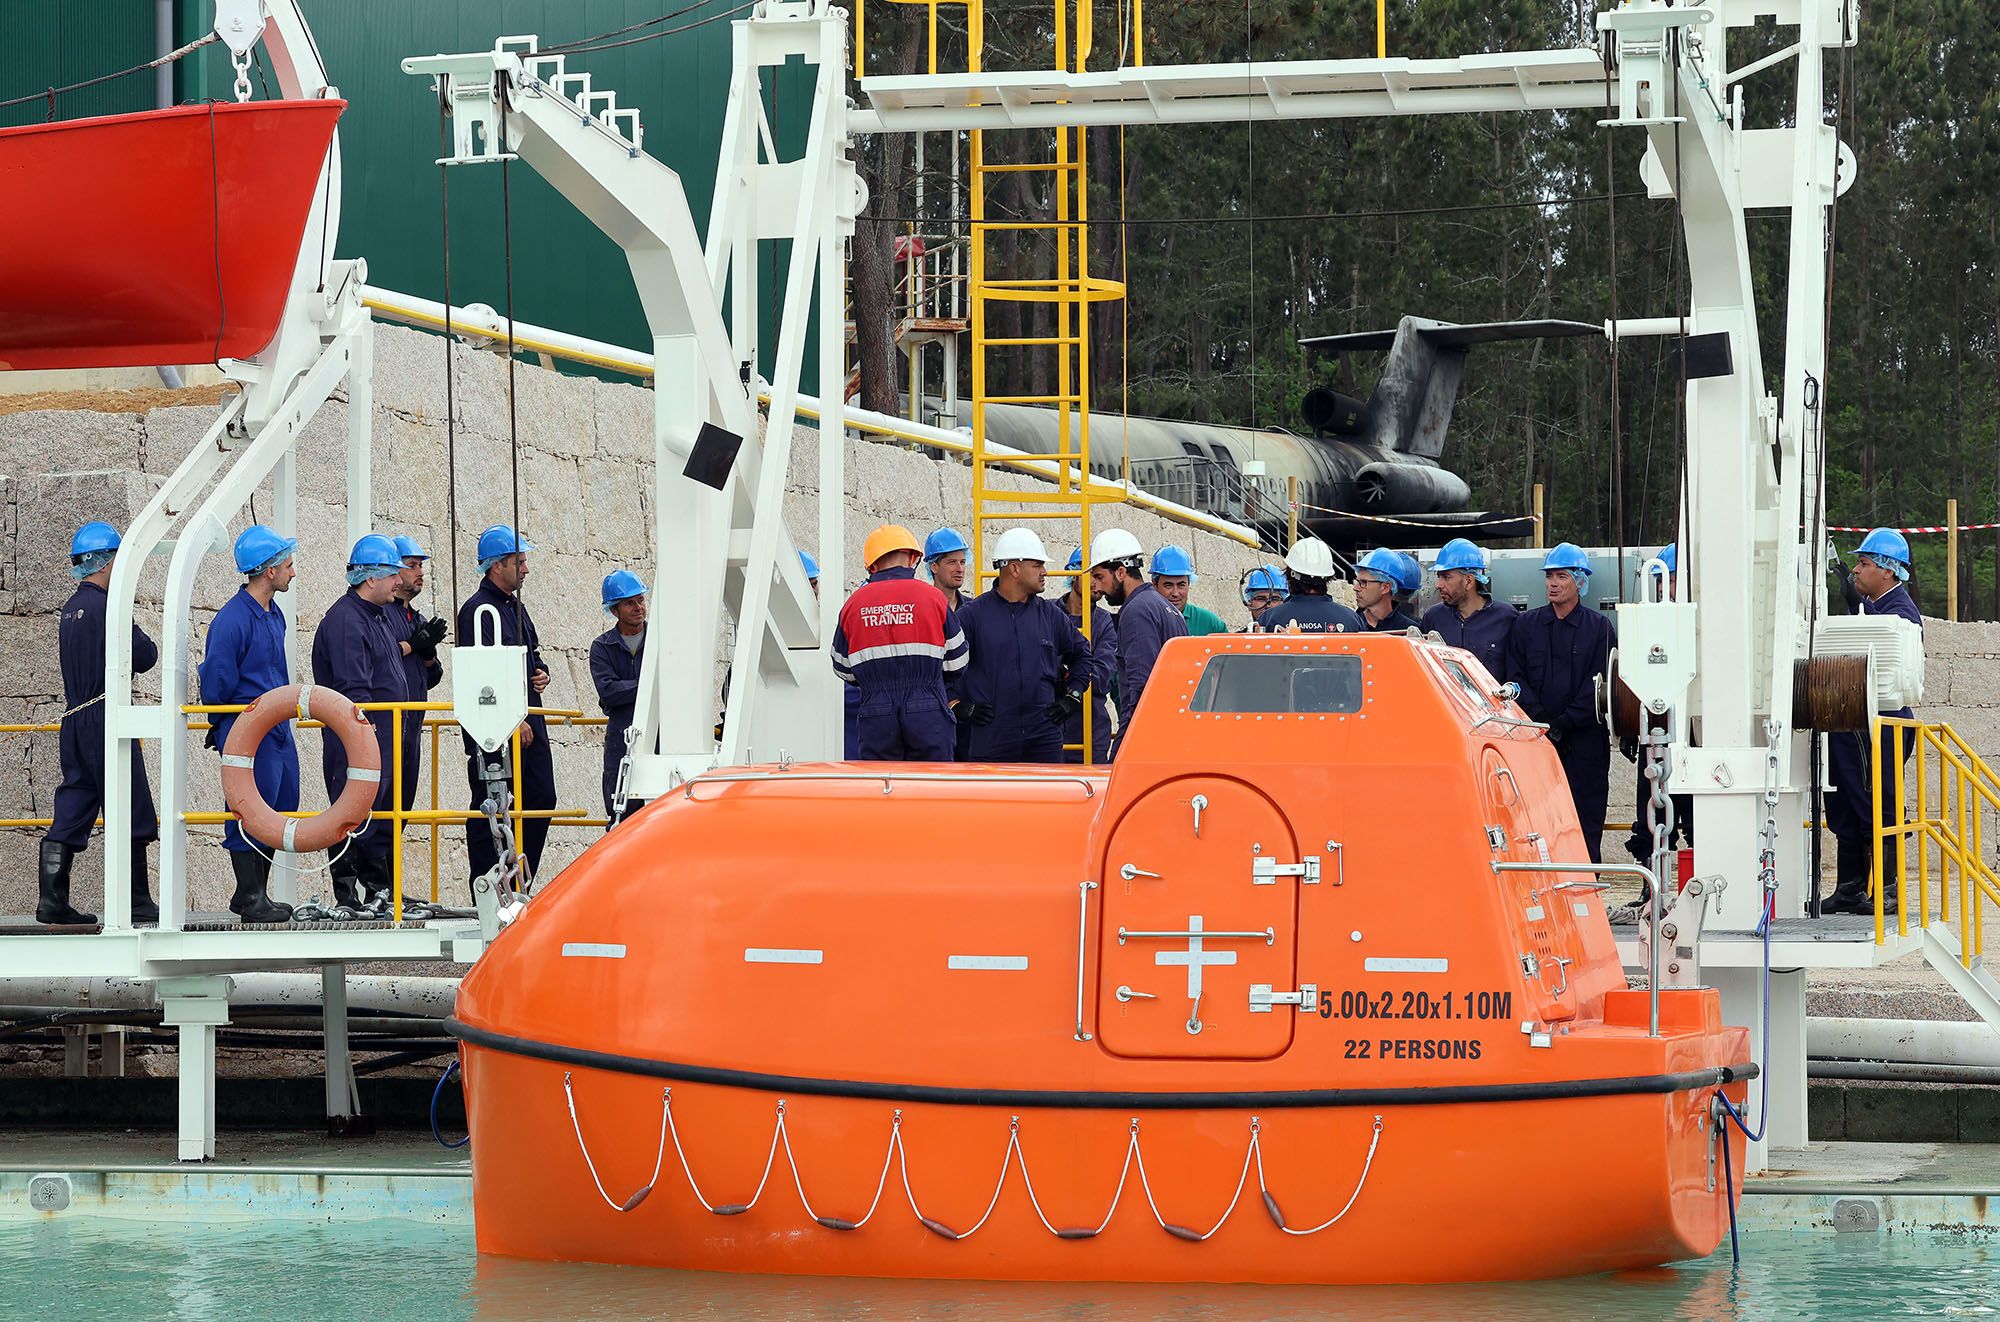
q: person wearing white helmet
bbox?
[1420,537,1515,679]
[1087,526,1188,752]
[948,529,1091,761]
[1824,527,1923,915]
[1257,537,1364,633]
[1503,542,1617,862]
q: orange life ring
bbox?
[220,683,381,853]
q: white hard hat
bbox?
[992,527,1051,565]
[1089,526,1145,568]
[1284,537,1337,579]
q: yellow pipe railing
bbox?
[1874,716,2000,961]
[4,701,609,925]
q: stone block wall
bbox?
[0,323,1285,915]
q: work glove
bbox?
[955,702,995,726]
[1547,714,1574,744]
[409,615,450,660]
[1047,690,1084,724]
[1619,735,1639,763]
[1834,562,1861,610]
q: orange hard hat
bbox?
[862,524,923,571]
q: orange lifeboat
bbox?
[0,100,343,371]
[450,634,1750,1283]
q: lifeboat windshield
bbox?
[1188,652,1363,714]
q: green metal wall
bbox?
[5,2,815,379]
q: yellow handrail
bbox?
[1874,716,2000,961]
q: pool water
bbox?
[10,1218,1999,1321]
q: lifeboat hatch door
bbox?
[1097,776,1300,1060]
[1480,747,1582,1023]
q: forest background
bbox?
[847,0,1998,616]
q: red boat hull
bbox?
[0,100,343,371]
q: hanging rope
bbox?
[0,31,219,113]
[561,1079,1388,1242]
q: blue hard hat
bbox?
[601,569,647,607]
[392,534,430,562]
[1855,527,1910,568]
[1355,546,1404,585]
[1066,548,1084,573]
[476,524,534,563]
[348,534,402,570]
[799,550,820,580]
[70,521,120,558]
[1542,542,1592,576]
[1431,537,1488,575]
[1241,564,1289,605]
[923,528,968,562]
[1655,545,1678,573]
[1150,545,1195,579]
[233,524,297,574]
[1393,551,1422,594]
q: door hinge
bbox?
[1248,982,1319,1013]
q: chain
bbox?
[479,778,525,895]
[231,48,254,103]
[1757,717,1783,902]
[1643,727,1674,909]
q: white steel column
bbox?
[160,975,232,1162]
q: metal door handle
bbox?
[1119,863,1162,881]
[1191,794,1208,837]
[1118,926,1275,945]
[1115,985,1156,1002]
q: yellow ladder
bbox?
[857,0,1133,761]
[968,2,1126,759]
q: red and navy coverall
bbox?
[832,566,967,761]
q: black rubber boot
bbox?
[228,851,293,925]
[130,845,159,926]
[331,864,365,911]
[1826,838,1873,914]
[35,839,96,926]
[358,855,394,912]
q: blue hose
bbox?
[1709,896,1773,1267]
[431,1058,470,1149]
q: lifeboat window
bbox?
[1189,654,1364,714]
[1438,657,1496,711]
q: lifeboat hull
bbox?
[456,1035,1745,1283]
[0,101,343,371]
[453,637,1754,1283]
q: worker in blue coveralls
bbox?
[386,535,448,821]
[311,534,408,911]
[1422,538,1516,680]
[1057,548,1117,763]
[458,524,557,887]
[1354,547,1422,633]
[924,527,972,611]
[1504,542,1617,863]
[833,524,968,760]
[1257,537,1364,634]
[1087,527,1187,755]
[1824,528,1924,915]
[590,569,647,823]
[950,528,1090,762]
[39,521,159,927]
[197,525,300,924]
[1240,563,1289,630]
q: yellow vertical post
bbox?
[511,724,526,887]
[1919,726,1931,928]
[1376,0,1386,57]
[392,709,404,925]
[1286,475,1299,549]
[1532,483,1546,548]
[1871,719,1885,943]
[429,718,441,904]
[1893,728,1909,937]
[1948,498,1960,621]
